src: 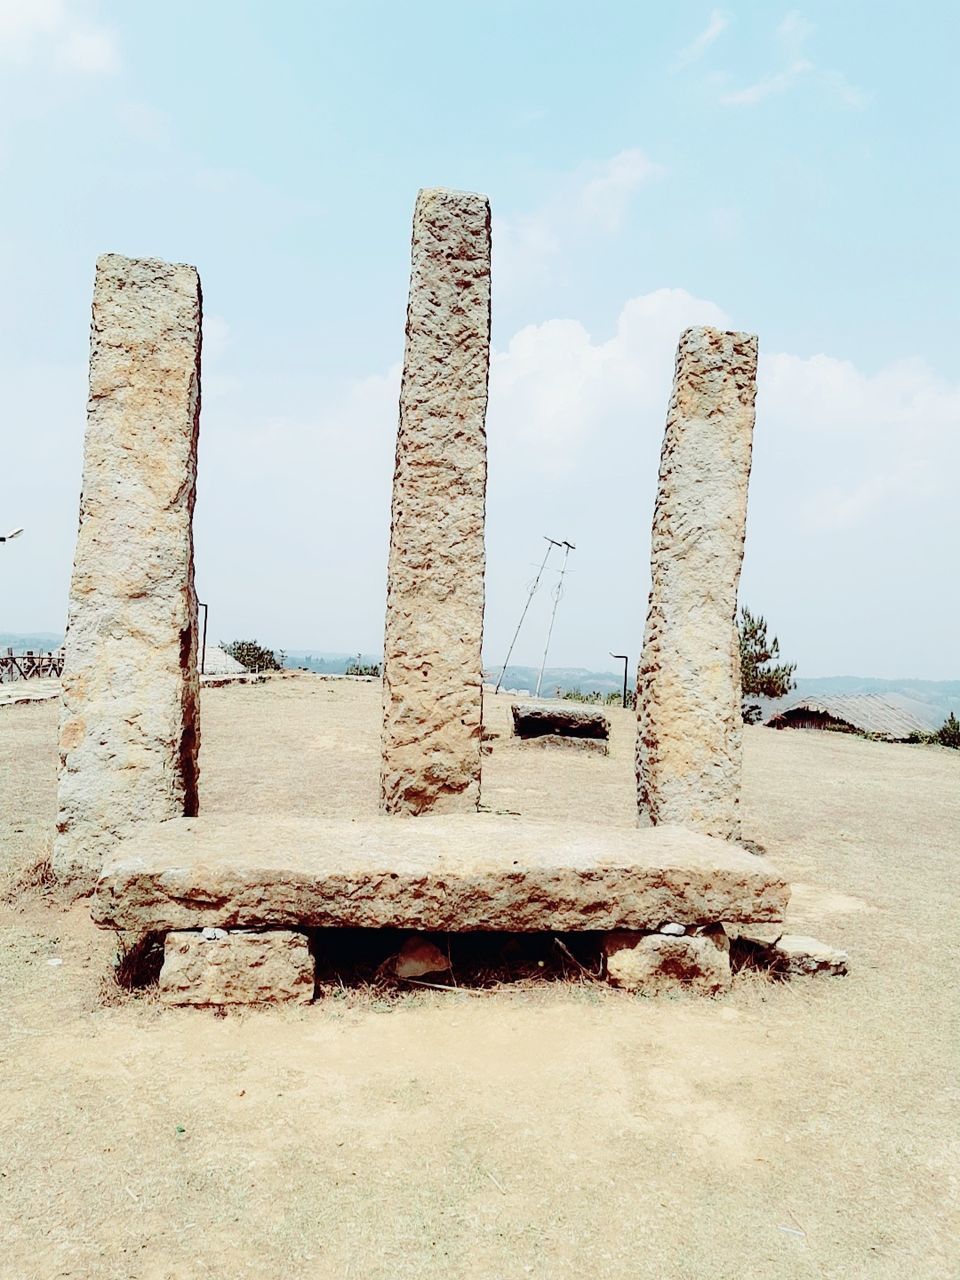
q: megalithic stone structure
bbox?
[636,325,758,840]
[380,188,492,815]
[53,253,202,889]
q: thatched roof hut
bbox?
[765,693,939,742]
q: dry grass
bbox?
[1,675,958,1279]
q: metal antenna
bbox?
[535,540,575,698]
[494,537,561,694]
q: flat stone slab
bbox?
[91,815,789,934]
[511,703,610,740]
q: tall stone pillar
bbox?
[636,325,758,840]
[380,188,491,815]
[54,254,202,888]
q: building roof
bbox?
[765,693,940,740]
[201,645,245,675]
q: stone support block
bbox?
[159,929,314,1006]
[604,927,732,993]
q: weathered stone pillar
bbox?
[54,254,202,888]
[636,326,758,840]
[380,189,491,815]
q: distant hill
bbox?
[283,650,382,674]
[0,632,63,653]
[485,665,626,698]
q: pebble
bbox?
[659,922,686,936]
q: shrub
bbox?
[345,655,381,678]
[221,639,281,672]
[558,687,633,708]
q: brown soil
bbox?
[1,675,958,1279]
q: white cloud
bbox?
[489,296,959,519]
[672,9,730,71]
[0,0,61,55]
[493,149,662,295]
[0,0,119,73]
[776,10,816,53]
[489,289,728,471]
[823,68,871,109]
[59,26,118,73]
[720,58,813,105]
[578,149,663,231]
[758,350,959,530]
[720,11,866,109]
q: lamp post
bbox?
[1,527,24,543]
[610,652,629,710]
[198,601,208,675]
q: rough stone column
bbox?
[636,326,758,840]
[54,254,202,888]
[380,188,491,815]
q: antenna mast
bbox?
[494,537,561,694]
[535,540,575,698]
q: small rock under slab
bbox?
[771,935,848,976]
[604,927,731,994]
[395,936,451,980]
[729,928,848,977]
[159,929,315,1006]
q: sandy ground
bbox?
[1,675,958,1279]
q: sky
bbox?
[1,0,957,679]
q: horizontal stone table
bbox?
[92,814,789,934]
[511,703,610,740]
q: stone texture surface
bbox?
[159,930,314,1006]
[636,326,758,840]
[511,703,610,740]
[54,254,202,890]
[91,813,790,933]
[381,188,491,817]
[519,734,609,756]
[771,934,849,976]
[604,927,732,993]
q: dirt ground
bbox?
[1,675,958,1279]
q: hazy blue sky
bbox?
[1,1,957,678]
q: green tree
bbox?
[931,712,960,749]
[221,639,281,672]
[738,606,797,725]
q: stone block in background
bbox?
[511,702,610,740]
